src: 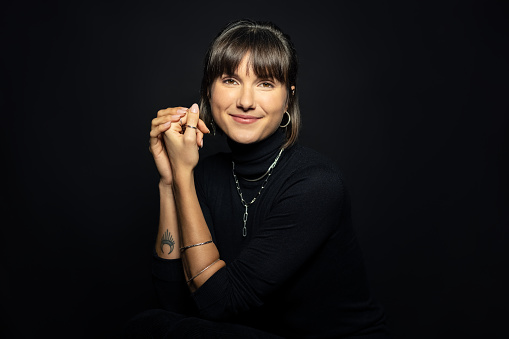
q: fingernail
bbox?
[177,108,188,114]
[200,138,204,148]
[190,103,198,113]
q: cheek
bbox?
[209,94,222,120]
[262,92,288,114]
[210,89,233,111]
[209,90,230,126]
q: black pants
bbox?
[124,309,284,339]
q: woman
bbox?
[129,20,390,338]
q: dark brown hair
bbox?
[199,19,300,148]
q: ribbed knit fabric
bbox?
[145,128,390,338]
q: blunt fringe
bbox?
[199,19,300,149]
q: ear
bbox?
[285,86,296,111]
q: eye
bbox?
[223,78,238,85]
[259,82,274,88]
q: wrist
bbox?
[171,170,194,193]
[159,180,173,194]
[171,168,193,185]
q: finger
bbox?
[197,119,210,134]
[151,114,182,129]
[156,107,187,117]
[179,114,188,126]
[196,129,204,148]
[149,129,164,150]
[150,115,182,138]
[149,121,171,138]
[165,115,186,135]
[184,103,200,141]
[156,106,188,117]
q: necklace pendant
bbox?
[232,148,284,238]
[243,205,248,237]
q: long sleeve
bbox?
[151,254,199,315]
[191,147,355,322]
[151,144,387,338]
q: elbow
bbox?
[192,266,262,320]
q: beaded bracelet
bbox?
[186,258,220,285]
[179,240,212,252]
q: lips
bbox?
[229,114,261,124]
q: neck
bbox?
[228,128,286,180]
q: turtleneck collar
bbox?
[228,128,286,180]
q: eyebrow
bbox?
[222,72,277,82]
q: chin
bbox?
[228,131,262,144]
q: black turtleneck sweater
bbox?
[152,129,389,338]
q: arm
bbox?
[163,103,225,292]
[172,170,226,291]
[148,105,210,312]
[149,106,187,259]
[155,182,180,259]
[149,105,209,259]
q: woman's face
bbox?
[209,54,293,144]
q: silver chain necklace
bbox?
[232,148,284,237]
[239,165,273,182]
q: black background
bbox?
[1,1,508,338]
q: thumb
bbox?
[184,103,200,141]
[185,103,200,132]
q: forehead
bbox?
[227,54,269,77]
[216,51,286,83]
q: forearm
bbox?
[155,181,181,259]
[172,171,226,292]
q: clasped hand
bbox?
[149,103,210,186]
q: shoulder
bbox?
[278,144,347,201]
[286,145,344,184]
[293,145,341,169]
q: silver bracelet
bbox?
[180,240,212,252]
[186,258,220,285]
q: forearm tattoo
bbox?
[160,229,175,254]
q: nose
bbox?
[237,86,255,111]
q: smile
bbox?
[229,114,261,124]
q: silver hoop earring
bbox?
[280,111,291,128]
